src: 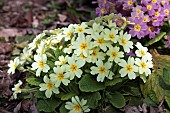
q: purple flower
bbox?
[152,17,164,26]
[96,0,109,17]
[145,25,160,38]
[113,13,124,27]
[142,3,157,15]
[131,5,144,18]
[142,14,150,22]
[126,50,135,56]
[162,3,170,17]
[129,18,148,39]
[151,6,164,19]
[166,36,170,48]
[151,0,161,4]
[160,0,169,6]
[123,0,135,9]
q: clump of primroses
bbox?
[8,14,153,112]
[96,0,170,39]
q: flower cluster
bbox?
[96,0,170,39]
[9,14,153,112]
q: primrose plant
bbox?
[8,13,153,112]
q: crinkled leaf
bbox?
[26,77,42,86]
[144,32,166,46]
[83,92,101,109]
[59,103,69,113]
[105,78,122,86]
[163,68,170,85]
[15,35,34,43]
[105,105,117,113]
[37,98,61,112]
[159,77,170,90]
[34,91,46,99]
[166,96,170,109]
[140,53,170,101]
[61,92,77,100]
[108,92,125,108]
[79,74,105,92]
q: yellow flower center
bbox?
[13,63,17,69]
[111,51,117,58]
[80,43,87,50]
[78,27,83,32]
[140,50,146,56]
[143,17,147,22]
[164,9,169,15]
[80,54,85,59]
[148,26,154,32]
[136,9,141,14]
[155,11,160,17]
[97,38,104,45]
[92,50,97,56]
[126,65,133,72]
[66,32,71,36]
[109,34,115,39]
[121,38,127,45]
[128,0,133,6]
[46,82,53,90]
[161,1,165,5]
[70,64,77,72]
[152,0,157,3]
[147,5,152,10]
[73,105,81,111]
[153,19,157,22]
[38,61,44,68]
[134,24,141,32]
[99,67,106,74]
[141,62,147,69]
[15,86,20,93]
[101,8,106,14]
[57,73,64,80]
[61,60,66,65]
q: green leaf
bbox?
[141,53,170,101]
[165,96,170,109]
[104,105,117,113]
[105,78,122,86]
[26,77,42,86]
[144,32,166,46]
[128,96,143,106]
[163,68,170,85]
[159,77,170,90]
[83,92,101,109]
[15,35,34,43]
[108,92,125,108]
[34,91,46,99]
[59,103,69,113]
[37,98,61,112]
[79,74,105,92]
[147,90,159,104]
[143,97,158,106]
[61,92,77,100]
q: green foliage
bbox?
[83,92,101,109]
[107,92,126,108]
[105,77,123,86]
[165,96,170,109]
[26,77,42,86]
[144,32,166,46]
[15,35,34,43]
[162,68,170,85]
[59,103,69,113]
[37,98,61,112]
[79,74,105,92]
